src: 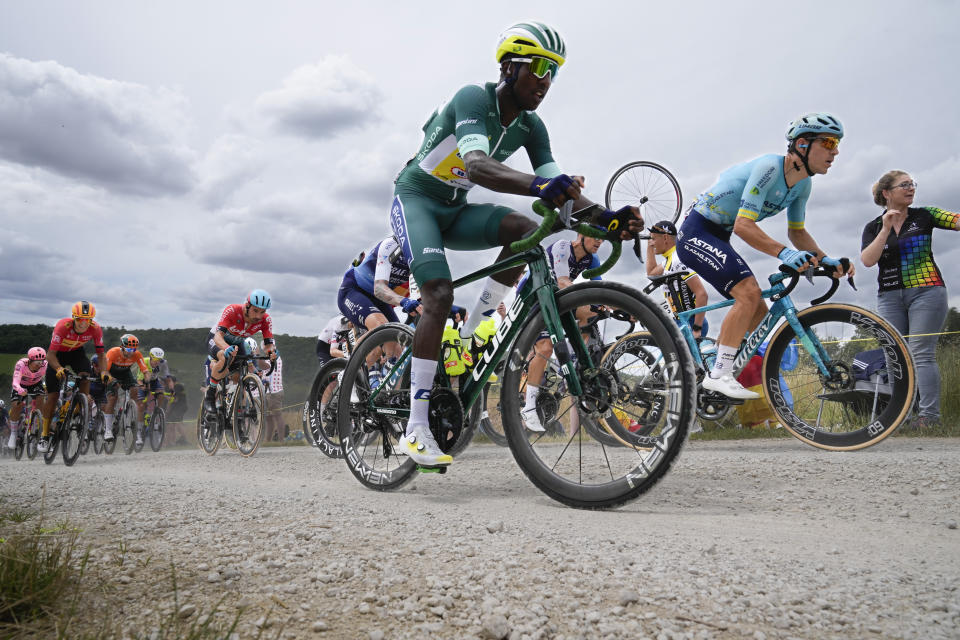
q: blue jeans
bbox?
[876,286,948,419]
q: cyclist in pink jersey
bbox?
[8,347,48,448]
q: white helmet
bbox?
[150,347,165,359]
[243,337,259,354]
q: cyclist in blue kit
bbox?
[675,112,854,399]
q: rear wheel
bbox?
[762,303,916,451]
[470,377,508,447]
[149,408,165,452]
[43,415,60,465]
[233,374,265,457]
[305,359,347,459]
[501,282,696,509]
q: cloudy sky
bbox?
[1,0,958,338]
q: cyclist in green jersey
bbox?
[389,20,643,467]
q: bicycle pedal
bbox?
[415,464,448,474]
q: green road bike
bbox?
[336,201,698,509]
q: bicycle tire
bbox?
[14,427,25,460]
[93,413,105,455]
[604,161,683,225]
[501,281,696,509]
[78,422,90,456]
[149,408,165,452]
[43,421,59,465]
[133,421,145,453]
[305,359,347,459]
[762,303,916,451]
[197,403,221,456]
[61,394,85,466]
[337,323,418,492]
[26,409,41,460]
[233,373,265,457]
[471,382,508,447]
[121,401,137,455]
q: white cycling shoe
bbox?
[7,431,16,449]
[397,424,452,467]
[702,373,760,400]
[104,428,115,441]
[521,407,545,432]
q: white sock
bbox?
[461,278,512,339]
[710,345,738,377]
[524,384,539,411]
[105,414,114,430]
[407,357,437,433]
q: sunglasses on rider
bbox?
[891,180,918,191]
[513,56,559,80]
[814,136,840,150]
[123,347,136,354]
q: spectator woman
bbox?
[860,170,959,427]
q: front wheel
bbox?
[149,408,165,452]
[61,394,86,466]
[233,374,265,457]
[337,323,418,492]
[92,412,105,455]
[26,409,41,460]
[197,400,222,456]
[762,303,916,451]
[121,401,138,455]
[305,359,348,459]
[501,282,697,509]
[604,160,683,225]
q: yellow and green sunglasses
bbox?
[512,56,560,80]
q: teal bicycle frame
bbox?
[675,270,833,378]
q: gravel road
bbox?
[2,437,959,639]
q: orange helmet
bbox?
[71,300,96,320]
[120,334,139,349]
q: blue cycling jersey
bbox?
[348,237,412,297]
[691,154,811,231]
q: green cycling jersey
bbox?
[395,82,561,204]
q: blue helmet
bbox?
[786,112,844,140]
[247,289,272,310]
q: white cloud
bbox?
[0,54,198,196]
[195,134,266,210]
[254,56,383,140]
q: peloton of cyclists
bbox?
[675,112,854,400]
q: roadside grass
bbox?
[0,495,282,639]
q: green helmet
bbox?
[496,21,566,67]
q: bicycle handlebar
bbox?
[512,200,623,278]
[773,257,854,305]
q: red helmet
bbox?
[71,300,96,320]
[27,347,46,361]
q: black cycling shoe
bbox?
[203,388,218,414]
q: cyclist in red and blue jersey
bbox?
[676,113,854,399]
[7,347,47,449]
[517,233,603,431]
[388,21,643,466]
[202,290,278,413]
[39,301,105,452]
